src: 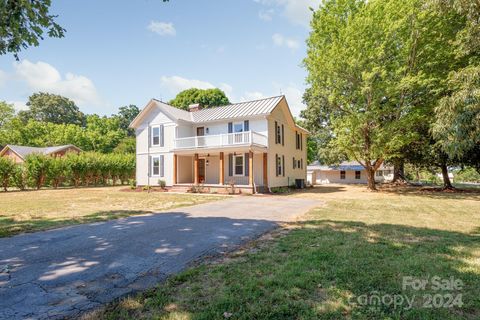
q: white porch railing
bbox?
[174,131,268,149]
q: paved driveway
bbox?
[0,195,318,319]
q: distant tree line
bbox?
[0,152,135,191]
[0,93,140,154]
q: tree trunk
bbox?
[366,167,377,191]
[392,159,406,183]
[440,163,454,189]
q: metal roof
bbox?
[191,95,284,122]
[3,145,80,159]
[152,95,284,123]
[307,160,392,171]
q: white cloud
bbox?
[258,9,274,21]
[8,101,29,111]
[242,91,268,101]
[272,33,299,50]
[147,21,176,36]
[255,0,320,28]
[13,60,102,107]
[160,76,215,94]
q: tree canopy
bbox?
[18,92,86,126]
[169,88,230,110]
[0,0,65,60]
[302,0,473,190]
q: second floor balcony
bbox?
[174,131,268,150]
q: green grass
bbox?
[0,186,225,237]
[93,184,480,320]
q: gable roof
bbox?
[0,145,81,160]
[129,95,308,133]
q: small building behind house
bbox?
[307,160,394,185]
[0,145,82,163]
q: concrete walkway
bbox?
[0,196,318,319]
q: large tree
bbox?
[169,88,230,110]
[0,101,15,128]
[303,0,428,190]
[18,92,85,126]
[0,0,65,60]
[114,104,140,136]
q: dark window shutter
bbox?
[244,153,249,176]
[228,153,233,176]
[148,155,152,177]
[281,125,285,146]
[160,125,164,147]
[275,121,278,144]
[244,120,249,132]
[228,122,233,133]
[275,154,279,176]
[148,126,151,147]
[282,155,285,176]
[293,157,296,169]
[300,133,303,150]
[160,155,164,177]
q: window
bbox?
[152,127,160,146]
[151,155,164,177]
[234,154,244,176]
[355,171,361,179]
[152,156,160,176]
[234,122,244,133]
[376,170,383,177]
[151,125,164,147]
[340,170,346,179]
[276,154,282,176]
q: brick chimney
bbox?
[188,103,202,112]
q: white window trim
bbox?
[151,125,161,146]
[151,156,160,176]
[233,154,244,176]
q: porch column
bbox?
[219,152,225,185]
[173,154,177,185]
[263,152,268,187]
[249,151,254,188]
[194,153,199,184]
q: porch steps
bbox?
[170,185,192,193]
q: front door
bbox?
[198,159,206,183]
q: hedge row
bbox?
[0,152,135,191]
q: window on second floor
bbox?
[151,125,164,147]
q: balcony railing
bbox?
[174,131,268,150]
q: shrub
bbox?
[48,157,69,189]
[0,157,16,191]
[24,153,52,190]
[158,179,166,189]
[12,164,29,190]
[454,167,480,183]
[129,179,136,190]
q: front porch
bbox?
[172,148,268,194]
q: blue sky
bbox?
[0,0,320,117]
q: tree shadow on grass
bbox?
[103,220,480,320]
[0,210,154,238]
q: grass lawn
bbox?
[0,187,225,237]
[95,184,480,320]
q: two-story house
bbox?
[129,95,308,193]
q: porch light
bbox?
[206,160,210,166]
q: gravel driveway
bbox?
[0,195,317,319]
